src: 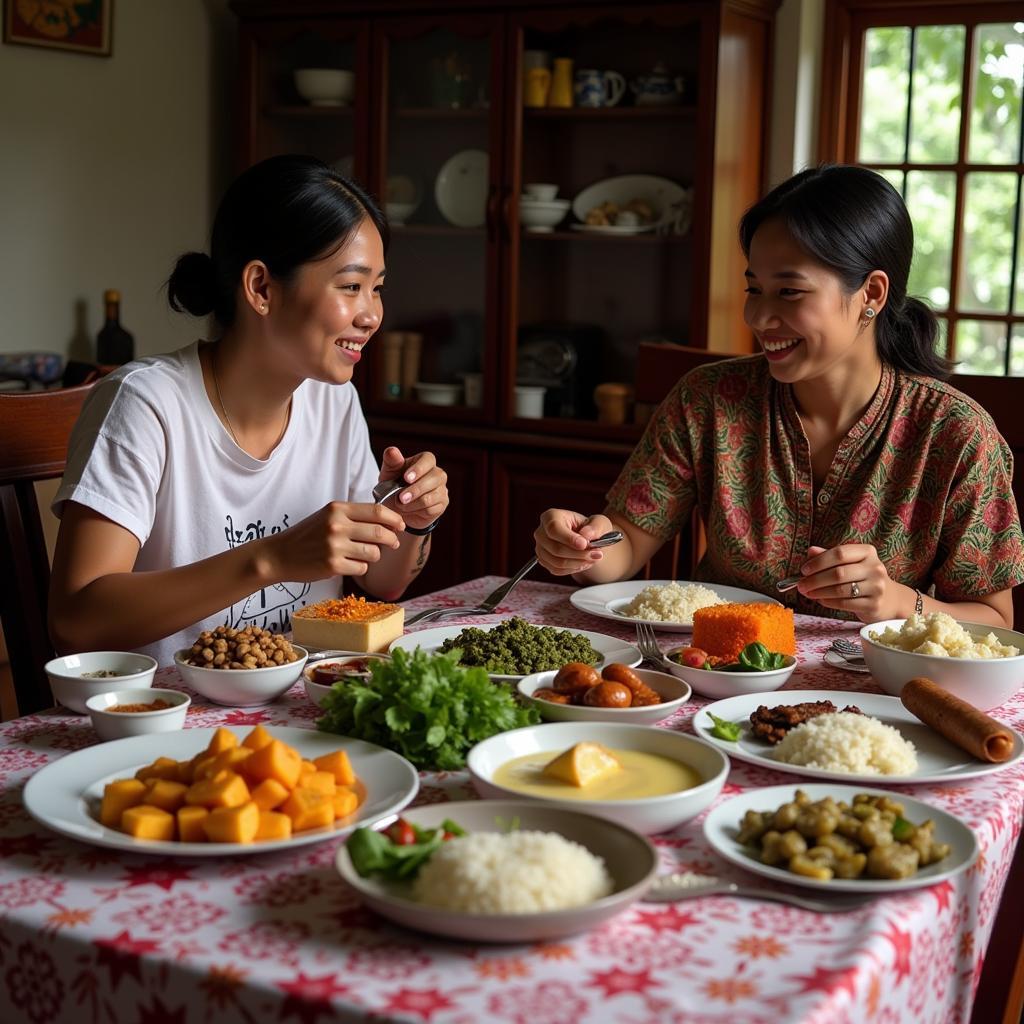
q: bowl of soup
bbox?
[466,722,729,834]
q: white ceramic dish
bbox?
[569,579,780,633]
[390,621,642,683]
[664,652,797,700]
[571,174,689,232]
[386,200,419,224]
[173,647,309,707]
[692,689,1024,784]
[519,199,570,231]
[703,783,978,893]
[435,149,489,227]
[569,222,656,236]
[22,726,419,856]
[523,183,559,201]
[294,68,354,106]
[518,668,690,725]
[303,652,391,708]
[85,688,190,742]
[859,619,1024,711]
[467,722,729,834]
[336,800,657,943]
[414,382,462,406]
[45,652,159,715]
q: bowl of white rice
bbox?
[771,712,918,776]
[612,582,725,625]
[335,800,658,943]
[860,614,1024,711]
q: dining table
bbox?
[1,575,1022,1024]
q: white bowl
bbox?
[663,650,796,700]
[385,200,419,225]
[523,183,559,201]
[518,668,690,725]
[85,688,190,742]
[414,382,462,406]
[859,619,1024,711]
[45,652,159,715]
[467,722,729,834]
[303,652,391,707]
[294,68,354,106]
[173,647,308,707]
[519,198,570,231]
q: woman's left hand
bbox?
[378,446,448,531]
[797,544,912,622]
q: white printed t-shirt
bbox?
[53,341,380,668]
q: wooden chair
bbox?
[0,382,96,716]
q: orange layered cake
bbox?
[292,596,404,653]
[691,602,796,663]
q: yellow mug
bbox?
[524,67,551,108]
[548,57,574,108]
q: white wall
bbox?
[0,0,235,361]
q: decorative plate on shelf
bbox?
[434,149,489,228]
[571,175,692,234]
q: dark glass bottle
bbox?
[96,289,134,365]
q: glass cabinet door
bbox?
[504,7,703,436]
[363,15,505,423]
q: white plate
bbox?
[569,222,656,236]
[692,690,1024,784]
[22,726,419,856]
[389,621,641,683]
[571,174,690,232]
[569,579,780,633]
[434,149,488,227]
[703,783,978,893]
[823,649,871,674]
[336,800,658,943]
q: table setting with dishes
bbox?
[1,570,1023,1024]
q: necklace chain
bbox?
[211,344,290,453]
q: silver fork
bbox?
[634,621,675,672]
[829,638,865,663]
[644,872,875,913]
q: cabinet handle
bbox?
[485,183,499,240]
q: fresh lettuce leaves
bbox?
[316,647,539,770]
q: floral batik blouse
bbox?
[606,356,1024,619]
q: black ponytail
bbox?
[739,165,954,380]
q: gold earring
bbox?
[260,303,267,312]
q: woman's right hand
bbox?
[534,510,615,576]
[262,501,405,582]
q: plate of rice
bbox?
[570,580,779,632]
[335,800,657,942]
[692,690,1024,784]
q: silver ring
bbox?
[850,581,861,598]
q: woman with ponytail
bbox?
[49,155,449,664]
[535,165,1023,627]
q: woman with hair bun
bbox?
[49,155,449,665]
[535,164,1023,627]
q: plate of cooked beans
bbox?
[703,785,977,893]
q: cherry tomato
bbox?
[676,646,709,669]
[387,818,417,845]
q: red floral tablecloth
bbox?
[2,577,1022,1024]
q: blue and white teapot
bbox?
[630,62,686,106]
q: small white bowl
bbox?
[519,198,570,231]
[294,68,354,106]
[414,382,462,406]
[45,652,159,715]
[85,688,190,742]
[467,722,729,835]
[518,668,690,725]
[523,183,559,201]
[303,652,391,708]
[860,619,1024,711]
[663,650,796,700]
[173,647,308,707]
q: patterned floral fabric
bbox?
[607,357,1024,618]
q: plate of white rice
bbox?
[692,690,1024,784]
[570,579,779,632]
[335,800,657,943]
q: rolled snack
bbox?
[901,676,1015,763]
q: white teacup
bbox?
[523,182,558,201]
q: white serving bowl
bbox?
[85,688,190,742]
[859,619,1024,711]
[173,647,308,707]
[303,651,391,708]
[294,68,354,106]
[663,650,796,700]
[523,182,559,201]
[519,198,570,231]
[467,722,729,834]
[518,668,690,725]
[45,652,159,715]
[414,382,462,406]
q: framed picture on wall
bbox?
[3,0,113,57]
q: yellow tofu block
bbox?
[241,724,274,751]
[143,779,189,814]
[121,804,176,841]
[202,800,260,843]
[206,726,239,756]
[242,740,301,790]
[250,777,290,811]
[313,750,356,786]
[135,756,180,783]
[543,742,622,788]
[176,805,209,843]
[280,787,334,832]
[332,787,359,819]
[255,810,292,840]
[100,778,148,829]
[185,769,250,809]
[291,602,404,654]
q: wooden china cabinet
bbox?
[231,0,777,595]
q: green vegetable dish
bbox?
[437,616,601,675]
[316,647,539,770]
[707,712,742,742]
[347,817,466,880]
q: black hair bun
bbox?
[167,252,217,317]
